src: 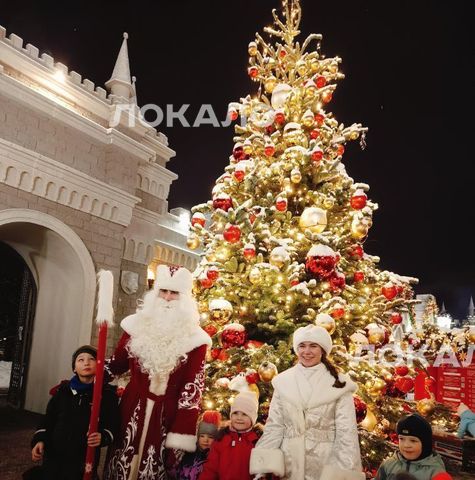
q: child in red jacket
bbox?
[199,391,260,480]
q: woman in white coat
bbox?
[250,325,362,480]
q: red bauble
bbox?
[213,197,233,212]
[243,245,256,260]
[305,255,338,280]
[276,198,287,212]
[221,325,248,349]
[200,278,213,289]
[397,285,405,295]
[386,380,404,398]
[228,109,239,121]
[382,284,398,300]
[234,170,245,182]
[310,129,320,140]
[245,371,260,384]
[349,244,364,259]
[311,150,323,162]
[395,376,414,394]
[314,113,325,125]
[337,144,345,156]
[395,365,409,376]
[322,91,333,103]
[391,312,403,325]
[353,271,365,283]
[203,324,218,337]
[329,272,346,292]
[353,396,367,423]
[211,348,221,360]
[275,112,286,124]
[389,433,399,444]
[350,194,367,210]
[331,308,345,319]
[315,76,327,88]
[191,214,206,228]
[245,340,264,349]
[232,145,246,161]
[266,125,275,135]
[223,225,241,243]
[207,267,219,281]
[265,145,275,157]
[279,49,287,58]
[290,279,300,286]
[248,66,259,78]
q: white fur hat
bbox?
[293,325,333,354]
[155,265,193,295]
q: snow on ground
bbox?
[0,361,12,389]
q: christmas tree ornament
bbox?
[264,75,278,93]
[314,113,325,126]
[329,272,346,292]
[243,243,256,260]
[228,106,239,121]
[467,326,475,343]
[313,75,325,88]
[304,80,317,99]
[330,305,345,319]
[310,128,320,140]
[248,41,258,56]
[353,271,365,283]
[315,312,336,334]
[264,142,276,157]
[207,266,220,281]
[258,361,278,382]
[245,340,264,350]
[220,322,248,348]
[365,378,387,398]
[270,246,291,268]
[391,312,403,324]
[349,332,369,351]
[187,233,200,250]
[336,144,345,156]
[271,83,292,109]
[323,197,335,209]
[311,146,324,162]
[248,66,259,78]
[350,189,368,210]
[223,224,241,243]
[382,282,398,300]
[365,323,387,345]
[243,139,253,155]
[351,217,370,239]
[249,266,262,284]
[349,244,364,259]
[203,324,218,337]
[394,376,414,394]
[353,396,368,423]
[322,90,333,103]
[233,143,247,161]
[234,164,246,182]
[274,109,286,125]
[275,196,288,212]
[200,277,213,289]
[305,244,338,279]
[416,397,436,416]
[213,194,233,212]
[215,377,231,388]
[395,365,409,376]
[302,109,315,127]
[283,122,306,147]
[209,298,233,324]
[296,59,307,76]
[245,369,260,384]
[291,168,302,183]
[191,212,206,228]
[299,207,328,233]
[360,408,378,432]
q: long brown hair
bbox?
[321,351,346,388]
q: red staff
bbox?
[83,270,114,480]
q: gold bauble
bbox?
[305,82,317,99]
[209,298,233,324]
[299,207,328,234]
[248,42,258,56]
[248,383,260,398]
[186,234,200,250]
[309,58,319,73]
[468,327,475,343]
[323,197,335,209]
[360,408,378,432]
[243,140,253,155]
[416,398,436,416]
[302,109,315,128]
[365,378,387,398]
[351,219,369,240]
[269,246,290,269]
[271,83,292,109]
[296,60,307,76]
[283,123,306,147]
[290,168,302,183]
[350,131,360,140]
[264,76,277,93]
[258,361,278,382]
[249,266,262,284]
[368,330,385,345]
[315,313,336,335]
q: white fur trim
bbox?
[96,270,114,327]
[250,448,285,477]
[165,432,197,452]
[320,465,365,480]
[155,265,193,294]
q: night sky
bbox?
[1,1,473,319]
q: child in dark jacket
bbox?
[30,345,119,480]
[176,410,222,480]
[375,414,448,480]
[199,391,260,480]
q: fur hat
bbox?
[72,345,97,371]
[230,391,259,425]
[155,265,193,295]
[198,410,222,438]
[293,325,333,354]
[397,414,433,460]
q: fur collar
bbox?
[272,364,357,409]
[120,313,211,352]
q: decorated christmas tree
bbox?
[188,0,457,472]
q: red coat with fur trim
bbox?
[198,427,260,480]
[104,329,209,480]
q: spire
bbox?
[469,296,475,317]
[440,302,447,315]
[105,32,134,100]
[131,75,138,105]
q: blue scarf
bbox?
[69,375,94,394]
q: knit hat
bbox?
[198,410,222,438]
[230,391,259,425]
[293,325,333,354]
[155,265,193,295]
[72,345,97,371]
[397,414,433,460]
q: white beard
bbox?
[126,291,201,378]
